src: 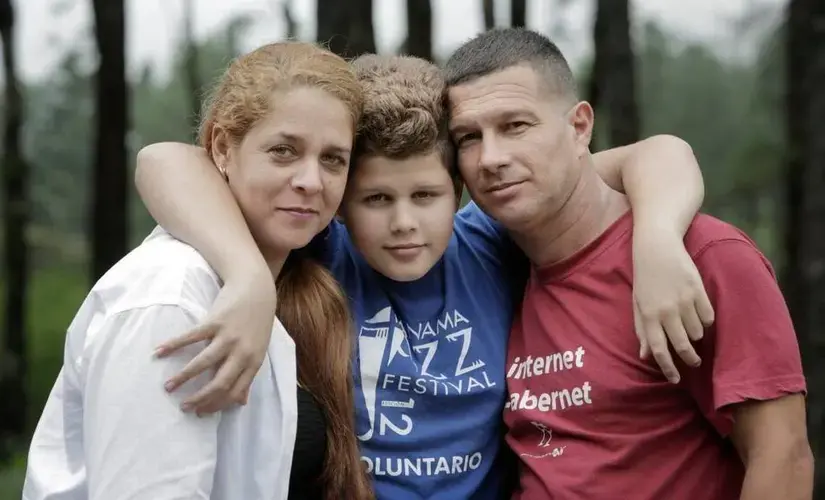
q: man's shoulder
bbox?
[684,214,761,260]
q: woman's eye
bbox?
[321,154,347,168]
[269,145,296,159]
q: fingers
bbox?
[633,301,651,359]
[164,339,228,393]
[229,367,257,406]
[681,302,705,342]
[662,312,701,368]
[695,288,715,327]
[642,317,680,384]
[155,324,215,358]
[183,355,246,414]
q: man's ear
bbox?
[568,101,594,157]
[210,125,233,180]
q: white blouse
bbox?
[23,228,299,500]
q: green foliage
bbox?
[0,456,25,499]
[631,20,784,260]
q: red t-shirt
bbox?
[504,212,807,499]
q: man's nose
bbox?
[478,136,509,173]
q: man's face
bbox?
[448,65,593,232]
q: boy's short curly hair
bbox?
[351,55,459,190]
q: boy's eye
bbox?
[364,193,389,204]
[413,191,435,200]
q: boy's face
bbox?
[341,151,457,282]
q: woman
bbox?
[23,41,373,500]
[132,53,710,499]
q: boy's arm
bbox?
[135,142,276,413]
[593,135,713,383]
[135,143,267,281]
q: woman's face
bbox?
[216,86,354,260]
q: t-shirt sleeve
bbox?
[456,201,530,300]
[687,238,806,436]
[456,201,508,249]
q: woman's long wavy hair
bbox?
[199,41,373,500]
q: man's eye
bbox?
[456,132,480,147]
[505,121,529,133]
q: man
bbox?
[444,28,813,499]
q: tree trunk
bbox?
[784,0,809,335]
[316,0,375,58]
[587,19,604,151]
[282,0,297,39]
[90,0,129,281]
[0,0,29,460]
[785,0,825,490]
[182,0,200,133]
[405,0,432,61]
[511,0,526,28]
[592,0,640,148]
[483,0,495,30]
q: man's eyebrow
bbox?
[449,109,538,134]
[498,109,537,121]
[449,121,474,134]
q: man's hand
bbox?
[154,268,277,414]
[632,225,714,383]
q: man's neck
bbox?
[512,159,629,268]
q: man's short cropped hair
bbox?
[444,27,578,102]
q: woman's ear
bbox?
[210,125,232,180]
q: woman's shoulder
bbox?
[90,226,223,317]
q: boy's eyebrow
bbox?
[353,184,396,194]
[411,183,450,191]
[354,182,449,193]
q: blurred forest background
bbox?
[1,0,825,496]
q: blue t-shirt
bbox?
[316,202,527,499]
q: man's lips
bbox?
[486,180,523,193]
